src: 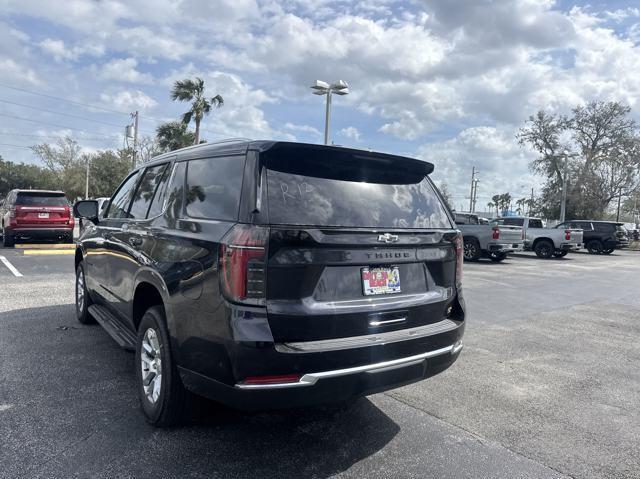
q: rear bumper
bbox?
[488,242,523,253]
[559,243,581,251]
[179,340,463,410]
[7,227,73,239]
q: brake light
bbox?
[241,374,301,385]
[565,230,571,241]
[492,227,500,240]
[454,232,463,284]
[220,224,269,305]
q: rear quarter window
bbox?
[185,156,246,220]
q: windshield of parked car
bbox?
[15,192,67,206]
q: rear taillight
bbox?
[454,232,463,284]
[492,227,500,240]
[565,229,571,241]
[219,224,269,305]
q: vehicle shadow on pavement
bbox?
[0,304,399,478]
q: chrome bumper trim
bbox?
[275,319,460,354]
[235,342,463,390]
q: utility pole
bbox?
[468,166,476,212]
[560,155,568,223]
[472,178,479,212]
[530,187,534,215]
[85,159,90,199]
[616,192,622,222]
[131,111,139,169]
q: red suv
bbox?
[1,189,74,247]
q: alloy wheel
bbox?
[76,269,85,312]
[140,328,163,404]
[463,242,477,260]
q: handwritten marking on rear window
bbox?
[281,182,313,203]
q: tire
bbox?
[489,252,507,262]
[586,240,603,255]
[136,305,189,427]
[553,251,568,258]
[534,240,554,258]
[2,227,15,248]
[602,248,614,255]
[463,238,481,262]
[75,263,95,324]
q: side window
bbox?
[165,161,187,224]
[106,172,141,219]
[146,164,173,219]
[528,219,543,228]
[579,222,593,231]
[128,163,169,220]
[185,156,246,220]
[594,223,612,232]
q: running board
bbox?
[88,304,136,351]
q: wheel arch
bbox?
[132,269,171,332]
[532,237,554,249]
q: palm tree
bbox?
[170,77,223,144]
[487,201,495,214]
[156,122,196,152]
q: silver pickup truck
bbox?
[491,216,583,258]
[455,213,524,262]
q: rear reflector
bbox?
[242,374,302,385]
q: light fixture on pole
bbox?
[311,80,349,145]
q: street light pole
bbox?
[85,159,90,200]
[560,155,568,223]
[468,166,476,212]
[311,80,349,145]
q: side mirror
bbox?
[74,200,99,222]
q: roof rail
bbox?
[205,137,253,145]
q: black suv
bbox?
[556,220,629,254]
[74,140,465,426]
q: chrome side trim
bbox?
[236,343,462,390]
[275,319,459,354]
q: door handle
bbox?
[128,237,143,247]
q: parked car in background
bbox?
[1,189,74,247]
[454,212,523,262]
[556,220,629,254]
[623,223,639,242]
[73,140,466,426]
[491,216,583,258]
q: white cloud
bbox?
[0,58,41,85]
[340,126,361,141]
[285,122,321,136]
[97,58,154,84]
[100,90,157,111]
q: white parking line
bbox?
[0,255,23,277]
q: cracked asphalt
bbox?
[0,246,638,478]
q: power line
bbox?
[0,143,32,150]
[0,112,120,136]
[0,99,127,128]
[0,82,131,116]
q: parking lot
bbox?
[0,246,638,478]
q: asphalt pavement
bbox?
[0,245,638,478]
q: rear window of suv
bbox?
[15,192,67,206]
[263,147,451,229]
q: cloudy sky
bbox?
[1,0,639,210]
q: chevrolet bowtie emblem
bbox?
[377,233,399,243]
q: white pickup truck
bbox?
[455,213,524,262]
[491,216,583,258]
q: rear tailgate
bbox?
[564,228,583,245]
[259,143,459,343]
[14,192,71,228]
[495,225,522,243]
[266,228,457,342]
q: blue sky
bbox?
[1,0,640,210]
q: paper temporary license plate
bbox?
[38,212,49,218]
[361,266,401,296]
